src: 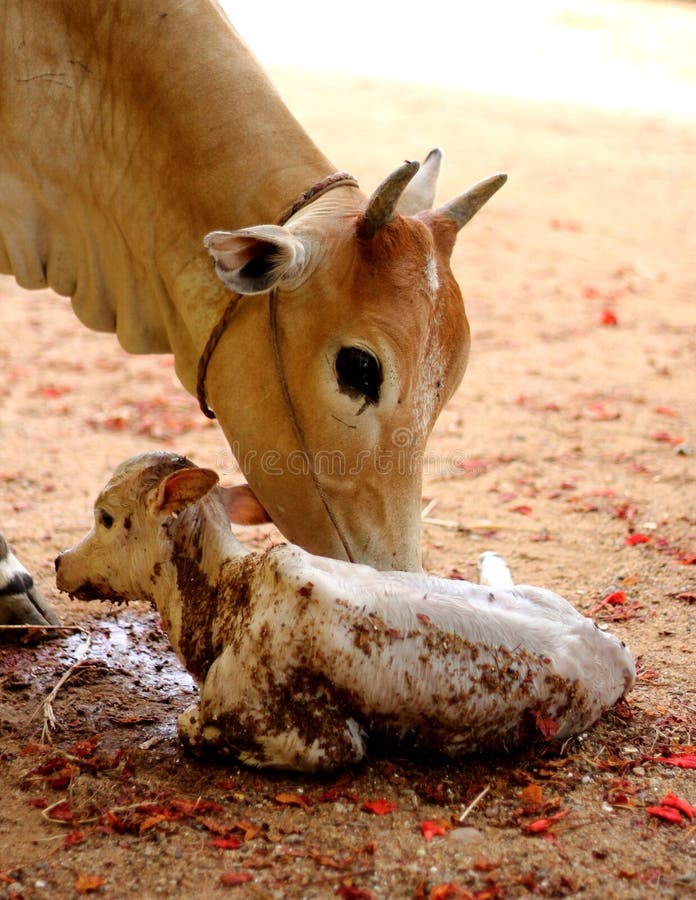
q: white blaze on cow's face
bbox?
[204,165,503,572]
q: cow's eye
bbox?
[97,509,114,529]
[336,347,382,403]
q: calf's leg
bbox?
[179,652,366,772]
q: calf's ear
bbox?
[149,468,219,518]
[204,225,309,295]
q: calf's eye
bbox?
[97,509,114,529]
[336,346,382,404]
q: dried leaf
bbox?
[220,872,253,887]
[587,402,621,420]
[274,792,312,811]
[428,883,472,900]
[110,714,159,726]
[361,798,397,815]
[68,735,101,758]
[520,784,543,807]
[75,874,105,894]
[45,800,75,823]
[64,829,87,847]
[212,836,242,850]
[337,884,375,899]
[531,709,560,739]
[169,797,223,816]
[139,814,169,834]
[651,430,684,445]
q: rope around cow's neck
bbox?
[196,172,359,563]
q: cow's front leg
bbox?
[0,533,60,632]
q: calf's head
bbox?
[55,453,223,605]
[203,153,506,572]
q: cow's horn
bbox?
[438,173,507,231]
[397,148,442,216]
[363,160,420,236]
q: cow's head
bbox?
[203,152,505,572]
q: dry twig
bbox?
[458,784,491,823]
[29,628,92,743]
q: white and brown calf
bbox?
[56,452,635,773]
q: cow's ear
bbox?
[149,468,219,518]
[220,484,272,525]
[204,225,309,295]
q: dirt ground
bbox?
[1,6,695,899]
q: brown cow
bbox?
[1,1,505,625]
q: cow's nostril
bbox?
[54,554,63,572]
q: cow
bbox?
[1,0,506,627]
[55,452,635,772]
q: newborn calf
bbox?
[56,452,635,772]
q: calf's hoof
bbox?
[177,704,223,757]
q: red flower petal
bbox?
[625,534,651,546]
[648,754,696,769]
[646,805,684,825]
[361,799,397,815]
[590,590,627,614]
[421,820,447,842]
[661,793,695,820]
[600,309,618,326]
[524,809,569,833]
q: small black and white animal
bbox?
[0,533,59,627]
[56,452,635,772]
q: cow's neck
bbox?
[2,1,340,394]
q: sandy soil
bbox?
[1,5,695,899]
